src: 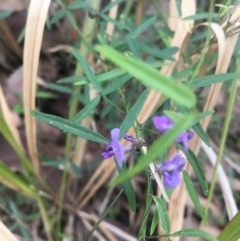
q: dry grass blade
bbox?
[0,20,22,58]
[0,86,24,151]
[77,211,136,241]
[105,0,119,38]
[23,0,51,174]
[0,220,20,241]
[201,141,237,219]
[77,159,115,208]
[169,6,240,240]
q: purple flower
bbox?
[157,154,185,189]
[101,128,124,167]
[176,130,194,151]
[152,116,174,133]
[152,115,193,151]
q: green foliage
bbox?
[31,110,109,144]
[183,171,206,222]
[96,45,196,108]
[0,10,12,19]
[171,229,217,241]
[111,113,195,185]
[152,196,170,233]
[119,89,149,139]
[186,149,209,195]
[116,163,136,212]
[218,211,240,241]
[189,73,240,89]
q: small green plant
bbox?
[0,0,240,240]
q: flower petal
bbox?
[162,170,181,189]
[112,139,124,167]
[101,151,113,159]
[152,116,174,133]
[176,130,194,151]
[159,154,185,172]
[111,128,120,141]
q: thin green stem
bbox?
[83,189,123,241]
[189,0,215,82]
[64,0,102,156]
[56,1,102,237]
[204,58,240,219]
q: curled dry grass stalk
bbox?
[23,0,51,175]
[169,5,240,240]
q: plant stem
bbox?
[204,55,240,220]
[64,0,102,157]
[57,1,102,237]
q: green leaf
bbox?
[101,74,130,95]
[45,83,73,94]
[0,10,12,19]
[95,45,196,108]
[0,114,33,174]
[71,48,102,91]
[51,9,66,24]
[57,76,83,84]
[138,175,153,239]
[172,229,217,241]
[186,150,208,196]
[126,36,141,58]
[150,210,159,235]
[192,122,210,146]
[165,109,213,146]
[111,113,195,185]
[152,196,170,233]
[101,0,125,13]
[119,89,149,139]
[72,96,101,123]
[218,211,240,241]
[189,73,240,89]
[130,16,157,38]
[67,1,90,10]
[31,111,109,144]
[72,69,126,85]
[0,161,36,198]
[140,44,178,61]
[184,13,218,21]
[116,163,136,212]
[183,171,206,222]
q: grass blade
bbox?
[31,111,109,144]
[119,89,149,139]
[95,45,196,108]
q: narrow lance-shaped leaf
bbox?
[188,73,240,89]
[95,45,196,108]
[116,163,136,212]
[183,171,206,222]
[186,149,208,196]
[71,48,102,91]
[31,111,109,144]
[152,196,170,233]
[72,96,101,123]
[172,229,217,241]
[119,89,149,139]
[218,211,240,241]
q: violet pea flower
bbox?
[157,154,185,189]
[101,128,125,167]
[152,115,174,133]
[152,115,193,151]
[176,130,194,151]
